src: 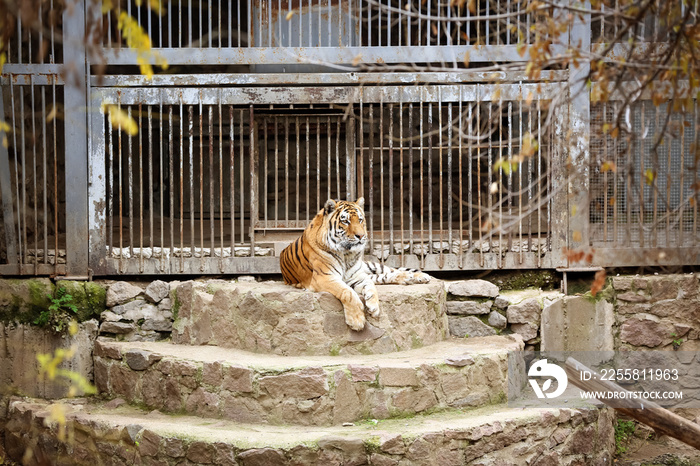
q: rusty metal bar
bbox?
[518,93,522,263]
[507,100,513,250]
[41,83,48,265]
[603,103,608,242]
[335,118,341,198]
[263,115,268,228]
[428,98,433,255]
[209,105,214,257]
[438,91,444,267]
[537,98,542,268]
[274,115,279,225]
[399,97,405,264]
[138,101,144,273]
[118,97,123,271]
[249,105,256,256]
[239,108,244,244]
[296,116,300,223]
[638,103,645,247]
[468,102,473,253]
[128,106,134,260]
[389,102,394,247]
[316,115,320,212]
[679,107,685,247]
[306,116,310,222]
[487,102,493,261]
[188,104,194,266]
[230,106,235,252]
[379,100,385,261]
[0,84,17,267]
[369,105,375,252]
[285,115,289,223]
[199,99,204,270]
[409,100,414,259]
[148,105,154,256]
[52,81,58,274]
[159,100,165,272]
[497,98,503,268]
[447,100,453,254]
[219,101,223,269]
[458,90,463,268]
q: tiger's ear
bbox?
[324,199,337,214]
[355,197,365,208]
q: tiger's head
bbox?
[322,197,367,252]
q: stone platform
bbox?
[4,398,614,466]
[172,280,448,356]
[93,336,523,426]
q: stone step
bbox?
[94,336,524,427]
[4,397,614,466]
[170,280,448,356]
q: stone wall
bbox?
[613,273,699,351]
[444,279,563,349]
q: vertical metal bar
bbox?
[172,101,178,272]
[209,105,215,256]
[105,98,113,259]
[487,102,493,259]
[389,102,394,248]
[507,101,512,250]
[427,0,431,45]
[327,116,331,200]
[199,100,205,267]
[238,0,242,47]
[188,105,194,262]
[612,105,618,244]
[457,89,463,266]
[296,116,300,223]
[468,102,473,252]
[527,100,532,251]
[652,104,659,246]
[537,98,542,267]
[346,107,356,200]
[369,106,375,252]
[118,97,123,271]
[316,115,320,212]
[447,100,453,257]
[239,109,244,244]
[41,86,49,264]
[419,92,425,267]
[380,100,385,260]
[666,106,672,247]
[0,83,17,268]
[263,116,268,228]
[230,106,235,251]
[603,103,608,242]
[31,74,37,272]
[409,100,414,258]
[336,118,341,198]
[128,106,134,259]
[428,99,433,255]
[285,115,289,222]
[274,115,279,225]
[679,109,685,246]
[694,100,698,238]
[399,96,405,264]
[148,105,154,255]
[159,99,164,272]
[249,105,256,254]
[387,0,392,45]
[359,94,365,198]
[10,82,22,265]
[139,101,144,273]
[306,116,310,222]
[518,92,523,263]
[497,97,502,268]
[639,102,645,247]
[438,91,444,266]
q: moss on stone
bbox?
[57,281,107,322]
[364,436,382,453]
[493,270,559,291]
[171,289,181,321]
[329,343,342,357]
[411,333,423,349]
[0,278,54,324]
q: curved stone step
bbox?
[171,280,448,356]
[5,398,614,466]
[94,336,523,426]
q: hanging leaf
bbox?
[591,269,606,297]
[644,169,655,186]
[102,102,139,136]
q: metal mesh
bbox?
[590,100,699,248]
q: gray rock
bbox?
[106,282,143,307]
[445,300,492,315]
[488,311,507,329]
[237,276,257,283]
[141,319,173,332]
[511,322,539,341]
[122,424,144,444]
[158,298,172,312]
[125,349,158,371]
[100,310,122,322]
[112,299,158,322]
[506,298,541,324]
[448,316,497,338]
[144,280,170,303]
[445,355,475,367]
[494,296,510,309]
[448,280,499,298]
[347,323,385,341]
[100,321,136,334]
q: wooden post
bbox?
[564,357,700,450]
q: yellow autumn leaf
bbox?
[494,158,519,175]
[46,105,58,122]
[102,102,139,136]
[572,230,582,242]
[601,161,616,172]
[644,169,655,186]
[0,52,6,75]
[286,9,297,21]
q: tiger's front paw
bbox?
[366,301,381,319]
[344,298,366,331]
[404,271,431,284]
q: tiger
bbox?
[280,197,431,331]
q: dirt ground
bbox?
[616,426,700,466]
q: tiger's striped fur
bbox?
[280,197,431,331]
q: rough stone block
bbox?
[448,280,499,298]
[100,321,136,335]
[172,279,447,356]
[222,365,254,393]
[620,315,675,348]
[106,282,143,307]
[259,367,328,400]
[378,367,419,387]
[448,316,496,338]
[488,311,507,330]
[510,323,538,342]
[446,300,492,315]
[145,280,170,303]
[506,298,541,324]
